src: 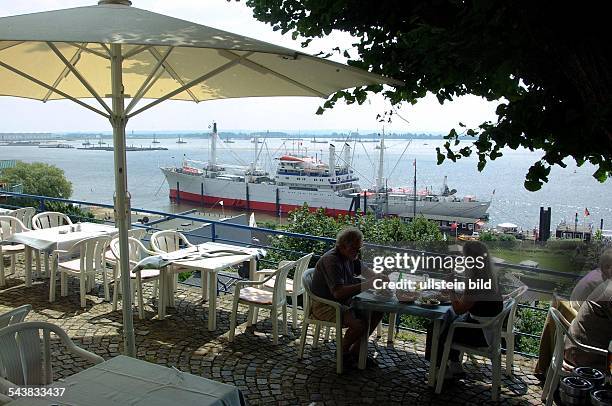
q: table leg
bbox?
[358,310,372,370]
[24,246,32,287]
[208,271,217,331]
[249,258,257,280]
[428,318,442,387]
[201,271,209,302]
[158,270,167,320]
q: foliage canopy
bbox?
[245,0,611,191]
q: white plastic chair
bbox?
[258,253,313,328]
[104,228,147,265]
[32,211,73,277]
[49,235,111,307]
[229,261,295,345]
[435,299,515,401]
[0,305,32,387]
[541,307,607,406]
[0,321,103,395]
[109,237,160,319]
[0,305,31,330]
[7,207,35,229]
[0,216,28,287]
[298,268,346,374]
[501,285,528,375]
[150,230,193,304]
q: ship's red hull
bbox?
[169,189,354,217]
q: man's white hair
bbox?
[336,227,363,248]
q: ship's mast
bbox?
[376,127,385,192]
[210,122,217,170]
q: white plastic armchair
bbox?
[32,211,73,276]
[298,268,346,374]
[0,305,31,329]
[0,321,103,396]
[32,211,72,230]
[541,307,606,406]
[104,228,147,264]
[7,207,35,229]
[501,284,528,375]
[258,253,313,328]
[150,230,194,253]
[0,216,29,287]
[435,299,515,401]
[49,235,111,307]
[109,237,160,319]
[229,261,295,345]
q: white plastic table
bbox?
[6,355,245,406]
[9,222,116,287]
[154,242,260,331]
[352,290,452,387]
[0,208,10,215]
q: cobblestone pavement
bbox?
[0,262,545,405]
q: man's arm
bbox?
[330,279,373,302]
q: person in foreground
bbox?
[426,241,503,379]
[311,227,387,367]
[564,273,611,370]
[570,247,612,304]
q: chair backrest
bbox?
[0,321,103,388]
[150,230,192,254]
[549,307,606,356]
[270,261,296,306]
[291,253,314,295]
[471,299,515,348]
[32,212,72,230]
[0,305,31,330]
[65,236,111,274]
[503,285,528,332]
[0,216,28,244]
[7,208,35,229]
[110,237,153,267]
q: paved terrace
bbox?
[0,261,544,405]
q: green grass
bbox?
[490,246,577,273]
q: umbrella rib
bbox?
[47,42,112,116]
[0,60,109,118]
[128,52,255,118]
[148,47,200,103]
[125,47,174,115]
[219,50,327,98]
[43,44,85,102]
[123,45,152,59]
[66,42,110,59]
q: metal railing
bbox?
[1,191,579,357]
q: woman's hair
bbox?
[462,240,499,294]
[335,227,363,249]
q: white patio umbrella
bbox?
[0,0,401,356]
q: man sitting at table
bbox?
[311,227,386,367]
[570,247,612,304]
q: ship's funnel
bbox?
[344,143,351,170]
[210,122,217,169]
[329,144,336,178]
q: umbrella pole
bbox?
[110,42,136,357]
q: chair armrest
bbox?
[308,292,342,310]
[235,279,266,289]
[256,268,276,275]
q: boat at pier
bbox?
[161,124,490,219]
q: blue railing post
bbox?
[211,223,216,242]
[38,197,45,212]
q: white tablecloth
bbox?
[0,208,11,215]
[9,222,116,251]
[6,355,245,406]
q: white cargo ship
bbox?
[160,124,490,218]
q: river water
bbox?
[2,136,611,230]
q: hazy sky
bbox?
[0,0,498,134]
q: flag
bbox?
[450,222,457,230]
[584,208,590,216]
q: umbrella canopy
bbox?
[0,0,401,357]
